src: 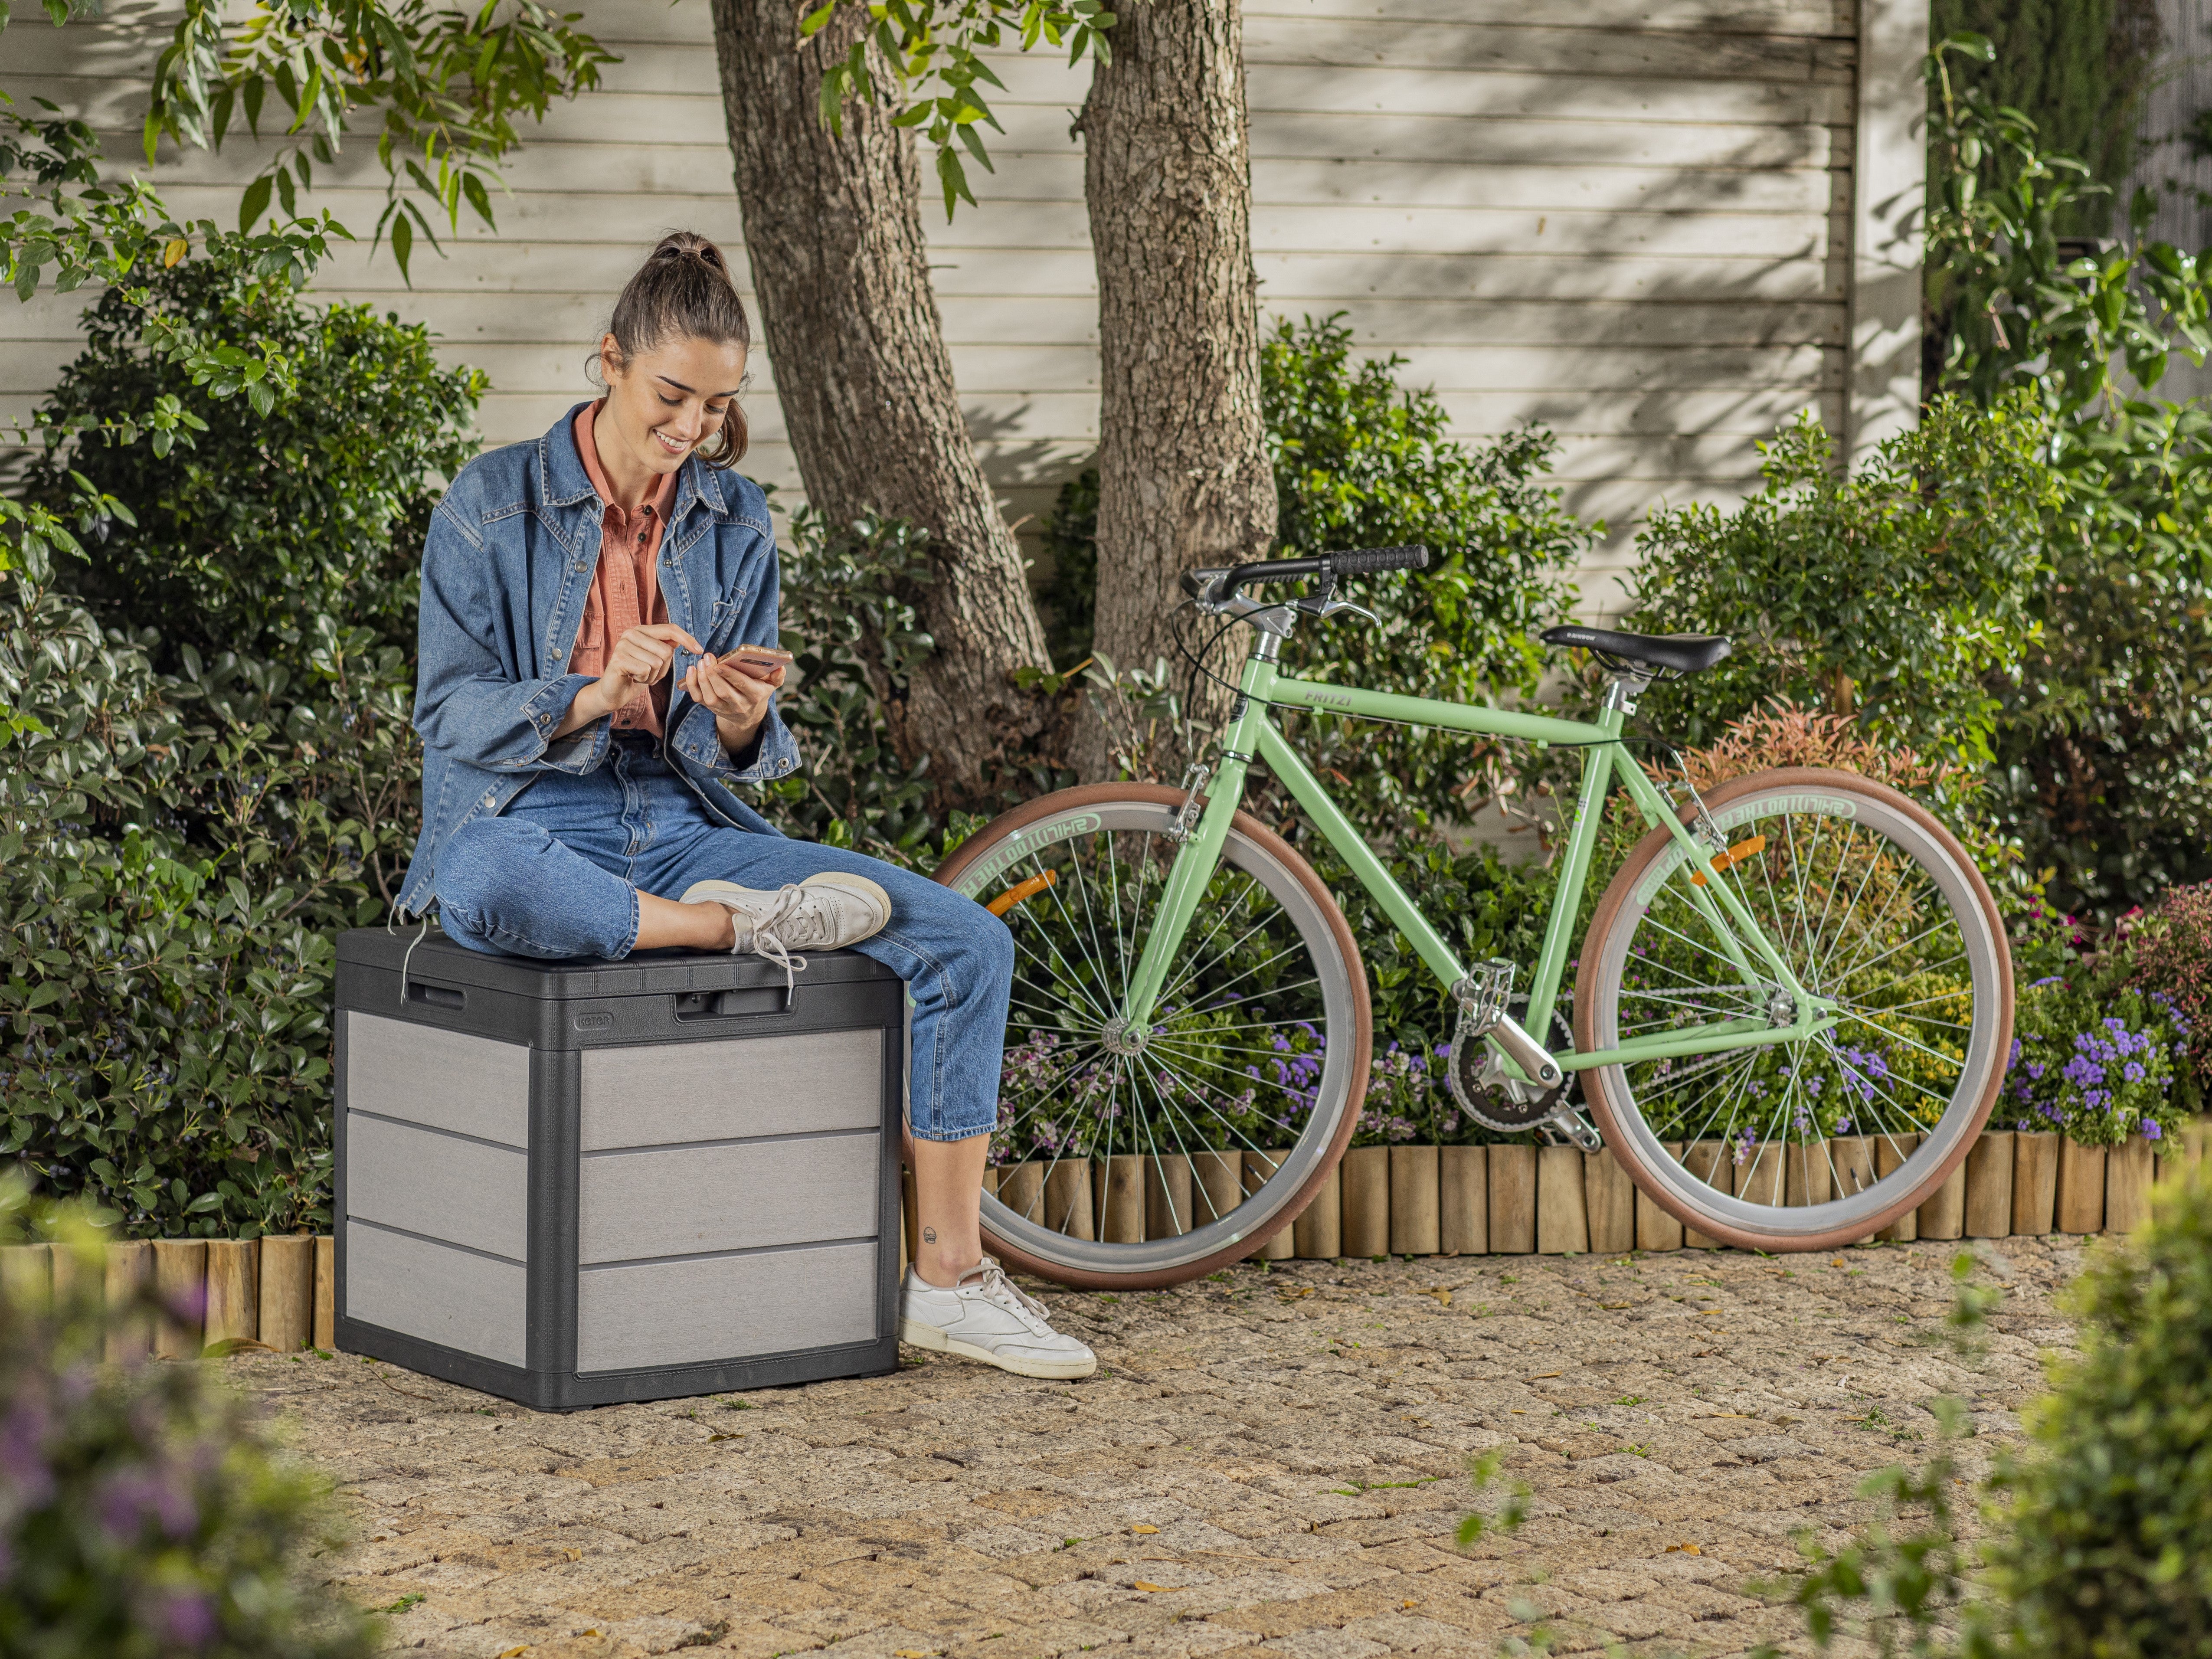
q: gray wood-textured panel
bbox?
[344,1113,528,1262]
[578,1027,882,1151]
[344,1013,529,1148]
[345,1221,527,1368]
[579,1133,880,1263]
[575,1241,878,1372]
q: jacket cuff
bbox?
[514,676,604,774]
[681,703,798,785]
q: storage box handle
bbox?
[405,981,466,1011]
[672,984,795,1021]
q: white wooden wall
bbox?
[4,0,1923,608]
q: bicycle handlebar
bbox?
[1180,545,1430,605]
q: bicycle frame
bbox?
[1119,650,1842,1074]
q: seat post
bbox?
[1603,670,1656,716]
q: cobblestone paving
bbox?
[240,1237,2085,1659]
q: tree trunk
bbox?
[709,0,1050,805]
[1075,0,1276,782]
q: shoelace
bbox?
[731,883,812,993]
[955,1259,1053,1334]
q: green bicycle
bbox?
[935,547,2014,1286]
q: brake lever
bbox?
[1299,594,1380,624]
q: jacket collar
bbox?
[538,399,729,524]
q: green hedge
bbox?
[1,250,466,1236]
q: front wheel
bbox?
[934,785,1371,1288]
[1577,767,2013,1252]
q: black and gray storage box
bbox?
[333,928,905,1410]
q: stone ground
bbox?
[236,1237,2088,1659]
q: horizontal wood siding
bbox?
[5,0,1862,600]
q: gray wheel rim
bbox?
[1588,781,2005,1239]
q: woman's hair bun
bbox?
[651,231,728,274]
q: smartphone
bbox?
[727,643,794,680]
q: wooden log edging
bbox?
[969,1123,2210,1270]
[16,1126,2202,1355]
[0,1235,337,1358]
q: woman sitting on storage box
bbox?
[396,232,1094,1382]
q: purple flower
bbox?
[0,1397,56,1512]
[154,1591,216,1647]
[2143,1122,2163,1141]
[96,1466,199,1542]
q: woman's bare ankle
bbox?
[633,890,736,951]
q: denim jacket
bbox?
[396,402,800,917]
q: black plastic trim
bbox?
[334,1316,899,1412]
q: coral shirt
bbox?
[566,400,677,735]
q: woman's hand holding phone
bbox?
[682,645,787,758]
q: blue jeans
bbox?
[432,736,1011,1142]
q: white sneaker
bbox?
[681,875,891,989]
[899,1258,1098,1380]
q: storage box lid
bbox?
[338,927,900,1002]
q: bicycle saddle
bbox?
[1540,625,1732,675]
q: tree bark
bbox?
[1076,0,1276,781]
[709,0,1050,804]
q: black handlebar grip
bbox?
[1322,545,1430,576]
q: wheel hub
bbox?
[1100,1017,1148,1057]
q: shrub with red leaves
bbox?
[2127,882,2212,1096]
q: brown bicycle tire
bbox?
[929,783,1373,1289]
[1576,767,2014,1253]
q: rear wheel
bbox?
[934,785,1370,1288]
[1577,768,2013,1252]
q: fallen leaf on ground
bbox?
[1531,1371,1562,1379]
[1132,1582,1176,1593]
[1666,1542,1703,1555]
[1131,1524,1160,1534]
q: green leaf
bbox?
[460,170,495,229]
[935,144,975,219]
[237,173,273,234]
[798,0,837,36]
[390,210,413,283]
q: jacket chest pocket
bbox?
[707,592,752,652]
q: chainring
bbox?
[1446,999,1575,1132]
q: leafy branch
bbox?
[801,0,1115,218]
[2,0,612,288]
[1927,31,2212,420]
